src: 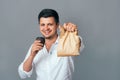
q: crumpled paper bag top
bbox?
[57,25,81,57]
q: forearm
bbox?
[23,54,35,72]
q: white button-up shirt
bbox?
[18,36,84,80]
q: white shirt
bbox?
[18,36,84,80]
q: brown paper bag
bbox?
[57,26,81,56]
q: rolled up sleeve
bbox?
[79,36,85,52]
[18,45,33,79]
[18,62,33,79]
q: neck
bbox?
[45,34,58,52]
[45,34,58,44]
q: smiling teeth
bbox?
[45,31,50,34]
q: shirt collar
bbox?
[54,36,59,44]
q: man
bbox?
[18,9,84,80]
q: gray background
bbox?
[0,0,120,80]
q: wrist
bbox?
[30,51,37,57]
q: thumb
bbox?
[58,25,65,32]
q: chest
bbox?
[33,44,60,66]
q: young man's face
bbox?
[39,17,58,39]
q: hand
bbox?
[63,22,78,32]
[31,40,44,56]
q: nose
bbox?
[44,25,49,30]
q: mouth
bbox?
[43,30,51,35]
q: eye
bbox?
[40,23,45,27]
[48,23,53,26]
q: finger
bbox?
[68,26,72,31]
[35,40,45,45]
[33,41,44,47]
[33,45,43,52]
[34,40,41,44]
[69,23,77,31]
[36,46,43,50]
[67,23,74,31]
[63,23,67,30]
[64,23,70,31]
[36,42,44,47]
[71,27,75,32]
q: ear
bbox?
[56,23,59,28]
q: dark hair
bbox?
[38,9,59,24]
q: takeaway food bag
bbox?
[57,25,81,56]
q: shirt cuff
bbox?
[79,36,85,52]
[18,62,33,79]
